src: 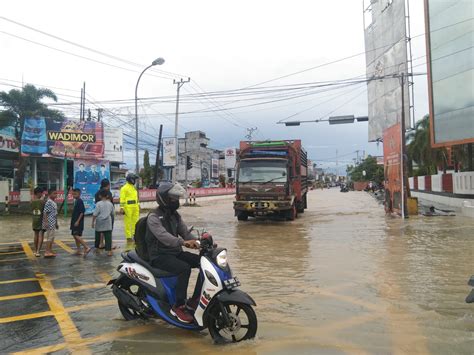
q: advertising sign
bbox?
[74,159,110,214]
[21,118,104,158]
[0,127,19,153]
[163,138,177,167]
[364,0,411,141]
[104,127,123,162]
[224,147,237,168]
[383,123,402,214]
[425,0,474,146]
[211,158,219,179]
[201,161,210,187]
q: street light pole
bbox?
[135,57,165,176]
[172,77,190,183]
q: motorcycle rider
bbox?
[145,182,201,323]
[120,174,140,241]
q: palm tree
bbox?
[0,84,64,189]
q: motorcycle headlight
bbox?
[216,250,228,269]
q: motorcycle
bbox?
[108,233,257,343]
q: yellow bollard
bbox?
[407,197,418,215]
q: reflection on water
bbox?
[0,189,472,354]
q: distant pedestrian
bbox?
[42,189,58,258]
[92,189,115,256]
[31,187,45,257]
[70,189,91,256]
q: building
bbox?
[175,131,223,186]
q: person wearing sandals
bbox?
[42,189,58,258]
[31,187,45,257]
[70,189,91,256]
[94,179,114,249]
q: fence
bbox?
[409,172,474,195]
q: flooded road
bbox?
[0,189,473,354]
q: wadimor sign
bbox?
[21,118,104,158]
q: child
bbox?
[92,189,115,256]
[31,187,45,257]
[70,189,91,256]
[42,189,58,258]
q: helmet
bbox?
[126,173,138,184]
[156,182,186,211]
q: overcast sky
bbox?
[0,0,429,172]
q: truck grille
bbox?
[250,201,271,209]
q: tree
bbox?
[346,156,384,185]
[0,84,65,189]
[139,150,154,187]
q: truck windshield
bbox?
[238,160,287,183]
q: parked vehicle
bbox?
[233,140,308,221]
[108,233,257,343]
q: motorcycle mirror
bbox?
[188,226,194,233]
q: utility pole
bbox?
[82,82,86,120]
[153,124,163,187]
[336,149,338,181]
[400,72,408,218]
[173,77,191,183]
[355,150,360,165]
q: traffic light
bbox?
[186,156,193,170]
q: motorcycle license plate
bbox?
[223,277,241,290]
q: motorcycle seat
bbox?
[127,251,176,278]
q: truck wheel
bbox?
[237,212,248,221]
[287,204,297,221]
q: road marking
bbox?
[0,257,28,262]
[98,271,111,283]
[0,291,44,301]
[56,240,75,254]
[0,311,54,324]
[0,277,37,285]
[55,283,106,293]
[0,250,25,255]
[21,241,90,354]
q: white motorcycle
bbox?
[108,233,257,343]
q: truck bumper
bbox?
[233,200,293,216]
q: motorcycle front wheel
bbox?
[208,301,257,343]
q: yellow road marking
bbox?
[0,292,44,301]
[0,311,54,324]
[66,299,116,313]
[0,250,24,255]
[0,257,28,262]
[21,241,90,354]
[55,283,105,293]
[56,240,75,254]
[98,271,111,283]
[0,278,37,285]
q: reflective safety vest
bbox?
[120,182,139,207]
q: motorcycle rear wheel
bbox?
[208,301,257,343]
[116,279,149,321]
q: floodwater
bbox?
[0,189,473,354]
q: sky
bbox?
[0,0,429,173]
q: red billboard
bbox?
[383,123,402,214]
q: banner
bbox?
[21,118,104,158]
[163,138,177,167]
[211,158,219,179]
[383,123,401,214]
[224,147,236,168]
[104,127,123,162]
[74,159,110,214]
[201,161,210,187]
[0,127,19,153]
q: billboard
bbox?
[21,118,104,158]
[0,127,19,153]
[425,0,474,147]
[74,159,110,214]
[383,123,402,214]
[364,0,411,141]
[224,148,237,168]
[163,138,177,167]
[104,127,124,162]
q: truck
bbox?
[233,140,308,221]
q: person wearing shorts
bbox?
[70,189,91,256]
[42,189,58,258]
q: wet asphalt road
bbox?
[0,189,473,354]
